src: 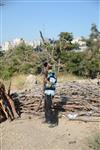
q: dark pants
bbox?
[44,94,52,123]
[44,94,59,125]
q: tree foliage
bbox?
[60,24,100,78]
[0,24,100,79]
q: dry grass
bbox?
[0,74,27,92]
[0,73,82,91]
[57,72,83,82]
[11,74,27,90]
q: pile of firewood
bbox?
[54,81,100,121]
[0,80,100,122]
[0,81,19,121]
[10,80,100,120]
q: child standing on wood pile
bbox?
[0,81,19,120]
[43,62,57,127]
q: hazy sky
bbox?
[0,0,100,43]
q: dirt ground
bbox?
[0,115,99,150]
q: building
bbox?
[2,41,12,51]
[1,38,40,51]
[72,38,87,51]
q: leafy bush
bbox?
[0,43,49,79]
[60,49,100,78]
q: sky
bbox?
[0,0,100,44]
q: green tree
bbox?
[81,24,100,77]
[59,32,73,43]
[90,23,100,39]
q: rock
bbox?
[24,74,36,90]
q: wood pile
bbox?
[11,89,43,116]
[55,80,100,120]
[0,81,19,121]
[11,80,100,120]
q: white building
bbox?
[2,41,13,51]
[12,38,24,46]
[72,38,87,51]
[2,38,41,51]
[32,40,41,48]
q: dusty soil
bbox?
[0,115,99,150]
